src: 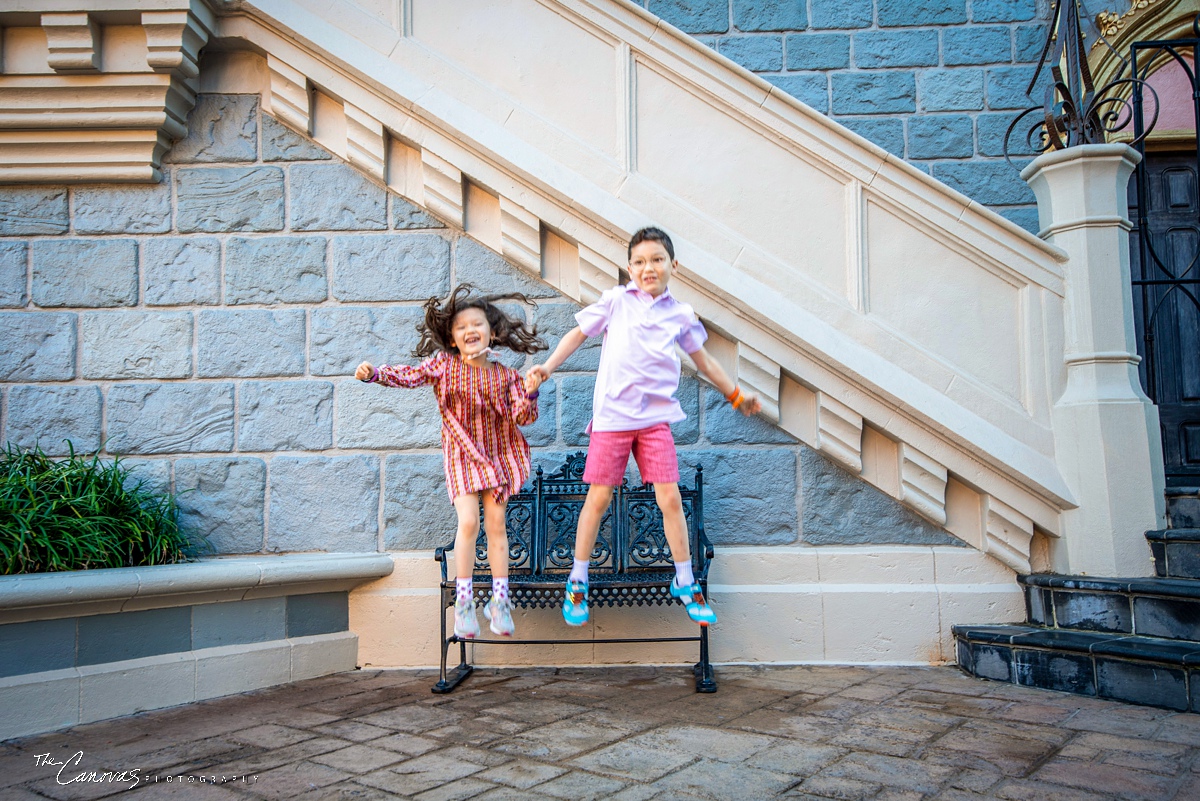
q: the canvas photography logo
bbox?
[31,749,259,791]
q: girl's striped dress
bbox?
[375,351,539,503]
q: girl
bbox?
[356,284,545,639]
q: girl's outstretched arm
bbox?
[525,326,587,391]
[687,346,762,416]
[355,358,438,388]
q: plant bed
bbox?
[1,444,198,575]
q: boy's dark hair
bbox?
[414,284,546,357]
[628,226,675,261]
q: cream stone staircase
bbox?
[0,0,1157,580]
[225,0,1072,575]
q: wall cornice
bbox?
[0,1,216,182]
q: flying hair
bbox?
[413,284,546,357]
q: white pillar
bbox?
[1023,144,1166,576]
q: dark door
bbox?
[1130,150,1200,487]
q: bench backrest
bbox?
[461,452,710,579]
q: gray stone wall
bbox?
[0,92,955,555]
[641,0,1085,233]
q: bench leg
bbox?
[432,595,474,694]
[694,625,718,693]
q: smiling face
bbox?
[451,306,492,358]
[628,240,675,297]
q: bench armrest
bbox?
[434,540,457,583]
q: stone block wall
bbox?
[0,92,957,556]
[642,0,1077,233]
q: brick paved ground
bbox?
[3,665,1199,800]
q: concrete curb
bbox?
[0,553,394,622]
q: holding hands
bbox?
[523,364,549,395]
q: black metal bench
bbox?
[432,452,716,694]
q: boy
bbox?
[525,227,761,627]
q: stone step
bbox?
[953,624,1199,712]
[1021,572,1200,641]
[1167,489,1200,529]
[1146,528,1200,579]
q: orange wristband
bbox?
[725,386,745,410]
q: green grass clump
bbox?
[0,443,196,575]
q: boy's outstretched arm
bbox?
[525,325,588,392]
[688,346,763,416]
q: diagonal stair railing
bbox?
[0,0,1093,572]
[216,0,1076,573]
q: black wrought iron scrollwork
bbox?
[547,452,589,482]
[505,500,532,570]
[471,497,533,571]
[1003,0,1160,166]
[590,508,614,566]
[545,500,582,567]
[627,500,670,567]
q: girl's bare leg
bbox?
[574,484,615,563]
[451,494,481,580]
[481,492,509,579]
[654,482,691,564]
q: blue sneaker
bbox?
[562,580,589,626]
[670,579,717,626]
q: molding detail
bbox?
[0,76,195,183]
[899,443,949,526]
[266,54,311,134]
[42,13,101,74]
[815,392,864,473]
[500,196,541,276]
[143,10,212,80]
[983,496,1034,573]
[345,101,386,181]
[0,3,212,183]
[1089,0,1199,86]
[737,342,781,423]
[1095,0,1167,43]
[579,244,621,303]
[421,149,464,228]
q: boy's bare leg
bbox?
[481,492,509,579]
[655,481,715,623]
[451,494,482,580]
[654,482,691,565]
[574,484,615,563]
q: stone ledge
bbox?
[0,631,357,741]
[0,553,394,624]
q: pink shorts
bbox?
[583,422,680,486]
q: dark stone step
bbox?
[1021,572,1200,641]
[1167,489,1200,529]
[1147,528,1200,579]
[953,624,1197,712]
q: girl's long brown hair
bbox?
[413,284,546,357]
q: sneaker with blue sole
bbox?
[562,580,589,626]
[670,579,717,626]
